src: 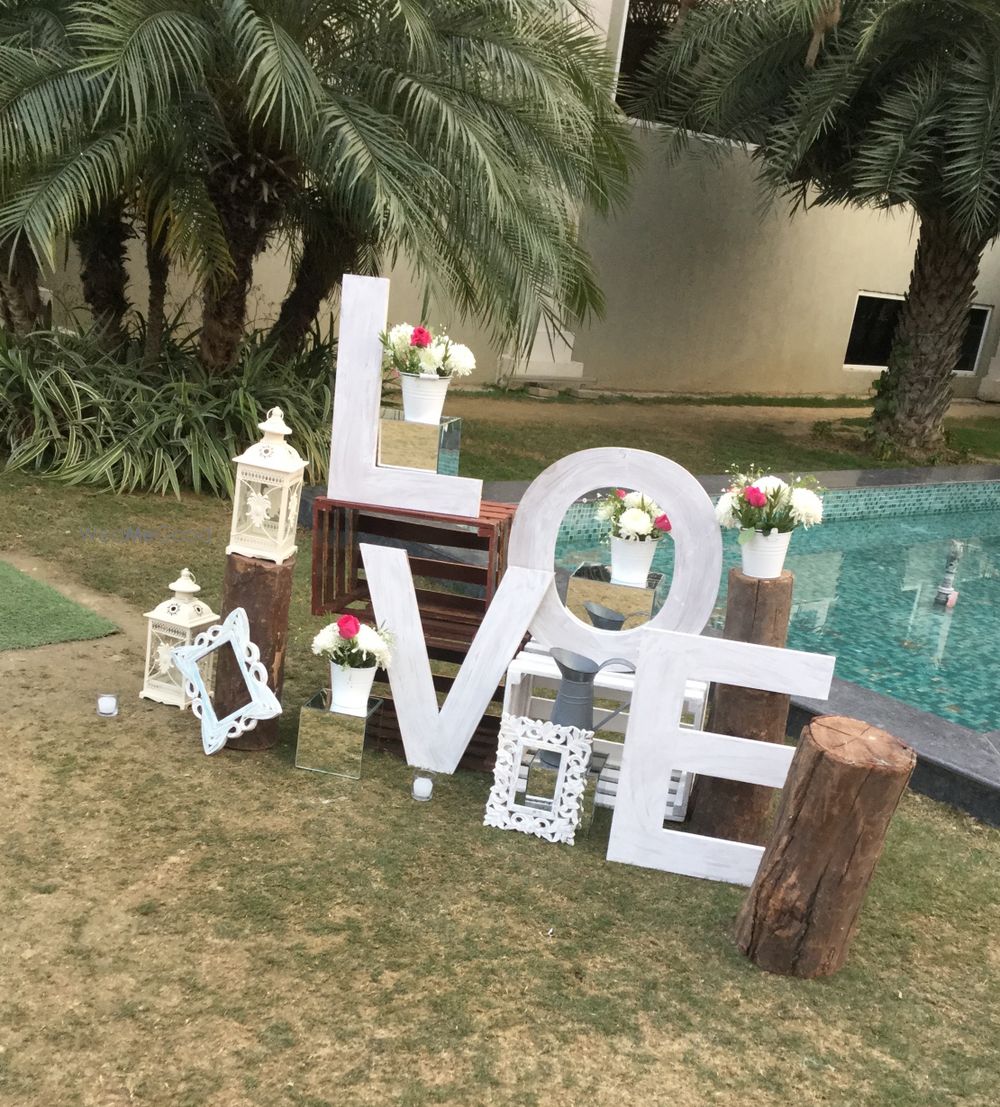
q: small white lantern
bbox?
[140,569,219,708]
[226,406,306,565]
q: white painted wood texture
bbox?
[506,448,722,662]
[326,275,483,517]
[606,628,835,886]
[360,542,552,772]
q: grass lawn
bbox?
[0,559,117,650]
[2,394,1000,1105]
[447,391,1000,481]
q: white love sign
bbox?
[327,274,483,518]
[361,446,722,772]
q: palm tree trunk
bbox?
[0,281,14,332]
[269,229,361,360]
[0,240,44,335]
[198,240,256,373]
[143,224,170,367]
[868,213,985,459]
[74,200,130,347]
[198,151,288,374]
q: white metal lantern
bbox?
[226,406,306,565]
[140,569,219,708]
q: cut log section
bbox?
[734,715,916,978]
[215,552,295,751]
[687,568,793,843]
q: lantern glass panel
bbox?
[147,623,186,692]
[234,470,285,544]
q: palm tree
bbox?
[630,0,1000,459]
[0,0,633,373]
[0,0,75,334]
[0,1,236,359]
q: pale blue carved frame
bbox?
[171,608,282,755]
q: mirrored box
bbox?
[295,692,382,779]
[377,409,462,475]
[564,564,664,629]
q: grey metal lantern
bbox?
[140,569,219,708]
[227,407,306,565]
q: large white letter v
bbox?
[360,542,553,773]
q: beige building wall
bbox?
[573,129,1000,398]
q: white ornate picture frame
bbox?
[171,608,282,755]
[484,714,594,845]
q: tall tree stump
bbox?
[215,552,295,751]
[687,568,793,843]
[734,716,916,978]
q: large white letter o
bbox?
[506,448,721,663]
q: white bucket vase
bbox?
[610,535,658,587]
[329,663,377,717]
[740,529,792,579]
[400,373,450,425]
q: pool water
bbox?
[555,500,1000,733]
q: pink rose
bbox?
[744,485,767,508]
[410,326,433,348]
[337,614,361,639]
[615,489,627,499]
[654,513,671,533]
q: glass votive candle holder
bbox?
[96,693,119,718]
[412,770,434,802]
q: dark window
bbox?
[844,294,991,373]
[616,2,682,110]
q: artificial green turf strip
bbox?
[0,559,118,651]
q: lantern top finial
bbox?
[259,407,292,437]
[169,568,201,598]
[143,568,218,627]
[232,404,307,474]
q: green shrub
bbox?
[0,325,333,496]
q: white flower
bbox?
[311,625,338,656]
[594,501,614,522]
[416,340,442,376]
[755,475,789,495]
[617,506,655,540]
[622,491,644,509]
[355,623,392,666]
[387,323,414,353]
[447,342,476,377]
[715,491,739,529]
[790,487,824,527]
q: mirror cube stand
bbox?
[295,692,383,779]
[563,563,664,631]
[377,409,462,475]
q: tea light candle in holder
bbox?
[412,770,434,802]
[97,693,119,718]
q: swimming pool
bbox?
[555,482,1000,733]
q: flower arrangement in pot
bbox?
[715,467,824,579]
[380,323,476,425]
[595,489,672,587]
[312,614,393,717]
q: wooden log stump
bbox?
[734,715,916,978]
[687,568,793,843]
[215,552,295,751]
